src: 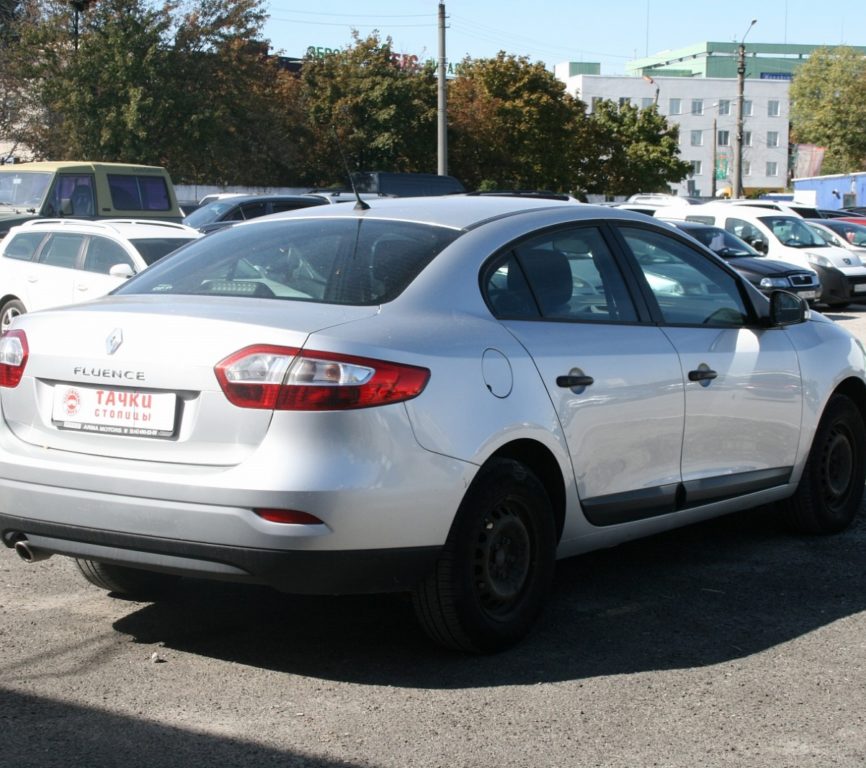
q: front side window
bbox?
[117,218,460,306]
[484,226,638,323]
[44,175,94,218]
[724,217,763,247]
[759,216,825,248]
[83,237,135,274]
[619,226,749,327]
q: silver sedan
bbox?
[0,196,864,653]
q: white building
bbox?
[554,66,791,198]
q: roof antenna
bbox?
[331,125,370,211]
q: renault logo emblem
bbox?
[106,328,123,355]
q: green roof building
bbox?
[626,42,866,81]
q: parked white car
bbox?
[0,218,201,330]
[663,203,865,307]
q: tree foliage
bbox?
[789,46,866,174]
[584,100,690,196]
[297,32,438,187]
[448,52,586,191]
[0,8,691,193]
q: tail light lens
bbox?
[0,330,28,388]
[215,345,430,410]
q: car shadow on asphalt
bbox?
[111,501,866,689]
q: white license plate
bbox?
[52,385,177,438]
[798,290,817,300]
[854,284,866,294]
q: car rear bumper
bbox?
[0,513,441,594]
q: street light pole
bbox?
[734,19,757,199]
[437,2,448,176]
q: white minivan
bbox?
[664,203,866,308]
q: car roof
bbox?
[0,161,166,174]
[254,194,653,232]
[8,218,201,240]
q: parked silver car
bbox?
[1,197,865,652]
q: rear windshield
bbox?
[108,174,171,211]
[128,237,198,266]
[116,218,461,305]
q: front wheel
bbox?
[75,558,179,599]
[412,458,556,653]
[783,394,866,534]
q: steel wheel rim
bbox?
[473,503,532,617]
[1,307,20,333]
[822,424,855,508]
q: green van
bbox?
[0,161,183,237]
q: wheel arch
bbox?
[486,438,567,543]
[833,376,866,425]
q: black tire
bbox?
[75,558,179,599]
[0,298,25,333]
[783,394,866,534]
[412,458,556,653]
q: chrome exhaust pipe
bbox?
[14,540,52,563]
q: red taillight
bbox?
[214,345,430,411]
[253,508,324,525]
[0,330,28,388]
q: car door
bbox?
[615,224,803,503]
[484,224,686,525]
[77,235,136,301]
[26,232,87,311]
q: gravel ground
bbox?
[2,304,866,768]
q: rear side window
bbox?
[3,232,45,261]
[83,237,135,274]
[38,233,84,269]
[108,174,171,212]
[116,219,460,305]
[128,237,195,266]
[484,226,638,323]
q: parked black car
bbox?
[182,194,328,234]
[668,220,821,301]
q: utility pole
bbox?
[437,2,448,176]
[734,19,756,199]
[711,116,717,198]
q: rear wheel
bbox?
[0,298,24,333]
[783,394,866,534]
[412,458,556,653]
[75,558,179,599]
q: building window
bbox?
[619,97,631,108]
[766,161,779,177]
[718,100,731,116]
[743,131,752,147]
[767,131,780,148]
[743,99,753,116]
[743,161,752,177]
[669,98,681,115]
[690,160,703,176]
[718,130,730,146]
[690,130,703,147]
[768,99,780,117]
[591,97,603,113]
[641,97,654,108]
[691,99,704,116]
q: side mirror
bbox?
[769,290,807,326]
[109,263,135,279]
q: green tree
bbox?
[296,32,438,187]
[789,46,866,174]
[448,52,585,191]
[584,100,690,196]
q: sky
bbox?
[262,0,864,74]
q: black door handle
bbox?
[556,374,594,388]
[688,368,718,382]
